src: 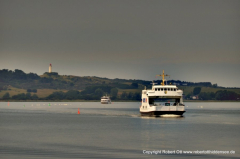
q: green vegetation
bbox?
[27,89,37,93]
[0,69,240,101]
[185,86,240,101]
[198,92,215,100]
[110,88,118,100]
[2,92,10,99]
[193,87,201,95]
[11,92,39,100]
[198,90,239,100]
[45,87,140,100]
[215,90,239,100]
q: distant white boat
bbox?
[101,95,111,104]
[140,70,186,116]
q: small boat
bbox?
[101,95,111,104]
[140,70,186,116]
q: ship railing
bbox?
[150,103,185,106]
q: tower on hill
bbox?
[49,64,52,73]
[44,64,58,75]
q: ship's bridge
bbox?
[142,70,183,98]
[143,84,183,98]
[153,85,177,90]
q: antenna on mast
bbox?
[156,70,170,86]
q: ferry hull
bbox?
[140,111,185,116]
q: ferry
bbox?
[101,95,111,104]
[140,70,185,116]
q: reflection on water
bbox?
[0,102,239,159]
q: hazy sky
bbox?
[1,0,240,87]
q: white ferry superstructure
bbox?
[140,70,185,116]
[101,95,111,104]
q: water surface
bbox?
[0,102,239,158]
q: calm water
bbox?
[0,102,239,159]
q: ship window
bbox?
[155,88,157,91]
[161,88,163,91]
[174,89,176,91]
[164,88,167,91]
[165,103,170,106]
[158,88,160,91]
[171,88,173,91]
[168,88,170,91]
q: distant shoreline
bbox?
[0,100,139,102]
[184,100,240,102]
[0,100,239,102]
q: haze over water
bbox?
[0,102,239,159]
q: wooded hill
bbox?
[0,69,240,100]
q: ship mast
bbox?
[156,70,170,86]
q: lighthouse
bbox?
[49,64,52,73]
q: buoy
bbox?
[78,108,80,114]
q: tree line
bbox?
[2,92,39,100]
[199,90,239,100]
[45,85,141,100]
[1,85,141,100]
[185,87,240,100]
